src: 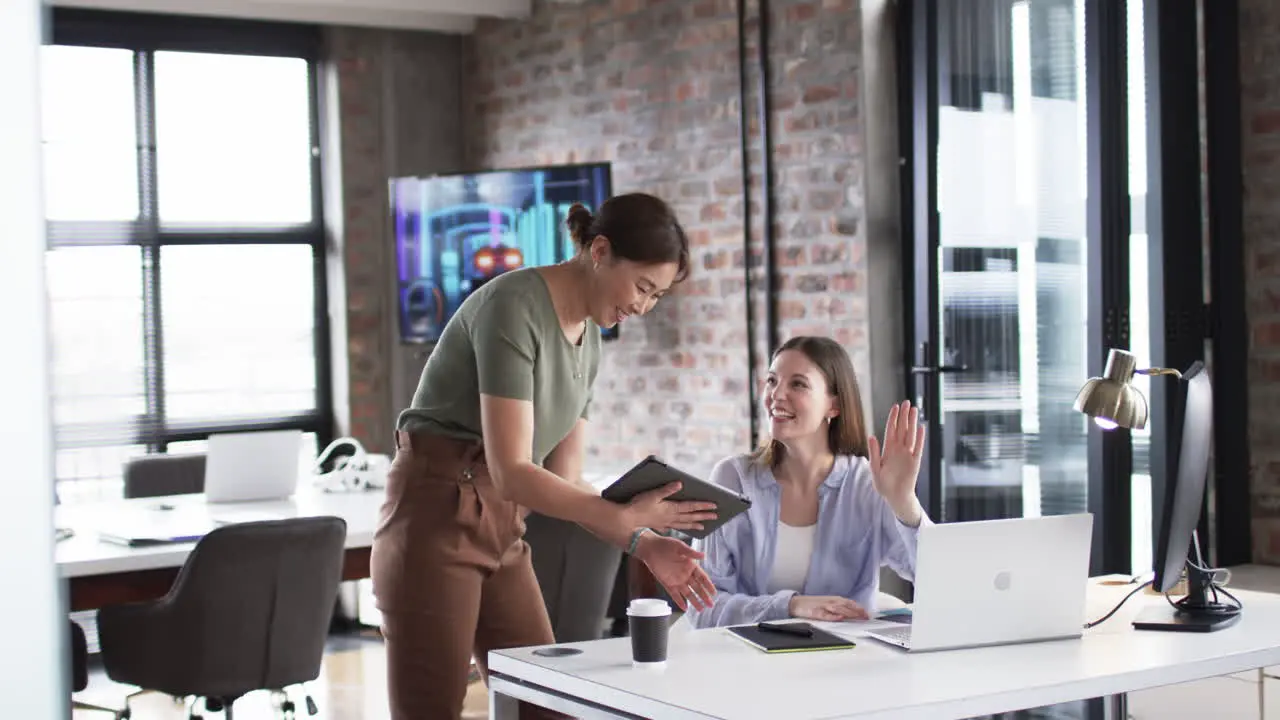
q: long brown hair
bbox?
[751,336,869,468]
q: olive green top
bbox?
[398,267,601,466]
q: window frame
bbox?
[898,0,1253,575]
[46,8,333,461]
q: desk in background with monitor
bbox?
[56,488,385,612]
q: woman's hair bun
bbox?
[565,203,595,248]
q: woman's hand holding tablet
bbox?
[602,455,753,540]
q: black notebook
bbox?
[726,622,857,654]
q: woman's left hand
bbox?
[634,533,717,612]
[868,400,926,521]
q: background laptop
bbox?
[204,429,304,503]
[864,513,1093,652]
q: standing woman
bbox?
[371,193,719,719]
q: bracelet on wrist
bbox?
[627,527,652,555]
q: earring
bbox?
[593,261,600,272]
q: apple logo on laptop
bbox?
[994,571,1012,591]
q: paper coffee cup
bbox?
[627,598,672,667]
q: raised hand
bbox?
[634,533,717,612]
[867,400,926,519]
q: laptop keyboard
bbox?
[875,624,913,644]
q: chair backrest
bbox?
[525,512,623,643]
[122,453,207,499]
[162,516,347,692]
[68,619,88,692]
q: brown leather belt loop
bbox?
[395,429,486,466]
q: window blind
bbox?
[41,21,330,503]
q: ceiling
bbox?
[50,0,537,33]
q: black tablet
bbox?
[726,622,857,654]
[599,455,751,539]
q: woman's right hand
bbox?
[788,595,870,622]
[622,481,720,534]
[633,531,718,611]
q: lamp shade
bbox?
[1073,348,1150,430]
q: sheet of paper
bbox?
[808,618,910,640]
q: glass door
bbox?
[908,0,1090,526]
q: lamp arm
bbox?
[1136,367,1183,379]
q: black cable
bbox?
[1164,587,1242,616]
[1217,585,1243,609]
[1084,580,1151,629]
[756,0,778,355]
[736,0,759,448]
[1167,559,1244,616]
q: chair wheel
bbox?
[306,696,318,715]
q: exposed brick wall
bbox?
[325,27,464,454]
[1240,0,1280,563]
[463,0,871,477]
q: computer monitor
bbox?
[1133,361,1241,632]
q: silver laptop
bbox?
[864,513,1093,653]
[204,429,303,503]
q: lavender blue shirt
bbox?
[686,453,932,629]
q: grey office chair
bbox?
[96,516,347,719]
[70,619,132,719]
[122,453,206,499]
[525,512,624,642]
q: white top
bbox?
[488,581,1280,720]
[765,522,815,594]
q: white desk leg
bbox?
[1261,668,1267,720]
[1102,693,1129,720]
[490,685,520,720]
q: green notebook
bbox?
[726,622,857,654]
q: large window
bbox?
[43,11,330,503]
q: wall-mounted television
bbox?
[390,162,615,345]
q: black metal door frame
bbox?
[897,0,1138,577]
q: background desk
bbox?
[488,580,1280,720]
[56,489,383,612]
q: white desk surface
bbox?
[56,471,622,580]
[56,488,385,579]
[489,580,1280,720]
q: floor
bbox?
[72,629,490,719]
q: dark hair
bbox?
[565,192,691,283]
[751,335,870,467]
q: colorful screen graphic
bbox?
[391,163,614,344]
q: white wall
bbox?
[0,0,66,715]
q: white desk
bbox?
[488,580,1280,720]
[56,487,384,610]
[55,472,622,612]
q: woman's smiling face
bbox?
[764,349,837,442]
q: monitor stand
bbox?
[1133,562,1242,633]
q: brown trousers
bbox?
[370,429,561,720]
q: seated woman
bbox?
[687,335,932,629]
